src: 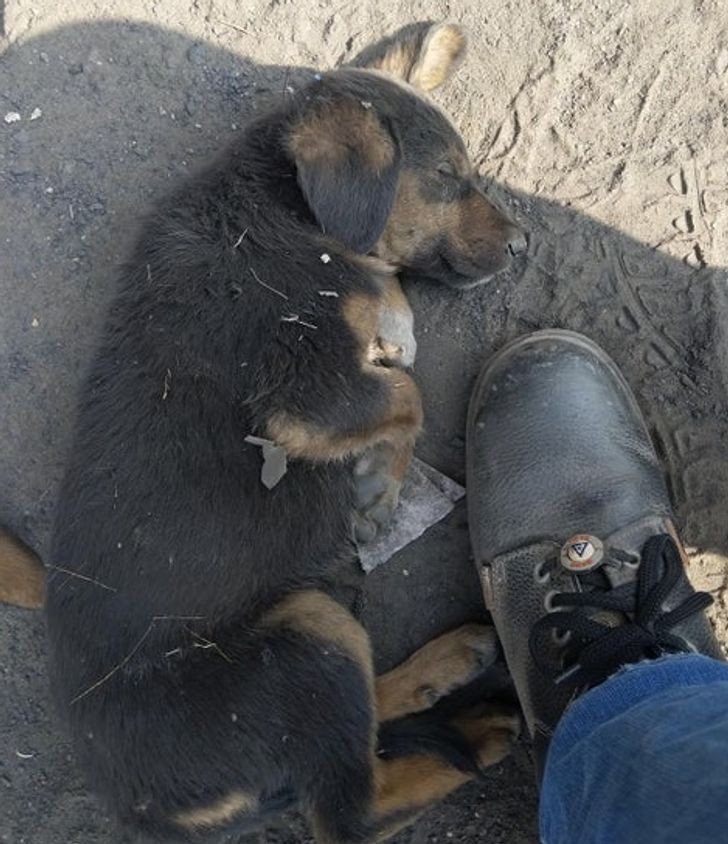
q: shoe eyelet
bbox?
[552,629,572,647]
[543,589,560,613]
[534,560,551,584]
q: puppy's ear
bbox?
[351,22,467,92]
[289,99,401,254]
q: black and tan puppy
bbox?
[39,22,525,843]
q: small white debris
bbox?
[117,542,123,549]
[245,435,288,489]
[31,317,40,328]
[318,290,339,297]
[15,751,34,760]
[402,569,410,577]
[281,314,318,330]
[231,712,238,722]
[285,85,295,94]
[320,253,331,264]
[313,73,322,81]
[4,112,21,124]
[45,186,54,193]
[29,107,42,120]
[360,100,373,109]
[162,368,172,400]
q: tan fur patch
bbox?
[375,171,506,268]
[342,291,381,356]
[451,708,520,768]
[174,791,258,830]
[342,285,414,367]
[266,365,421,463]
[375,171,444,264]
[353,23,467,92]
[346,252,398,278]
[374,754,472,820]
[379,275,410,314]
[289,101,395,173]
[312,754,473,843]
[262,591,373,687]
[376,624,497,722]
[0,528,46,609]
[369,41,421,81]
[409,24,467,92]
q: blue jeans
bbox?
[540,654,728,843]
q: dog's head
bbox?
[287,22,526,289]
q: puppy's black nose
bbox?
[506,227,527,257]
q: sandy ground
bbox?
[2,0,728,841]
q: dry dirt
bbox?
[1,1,728,842]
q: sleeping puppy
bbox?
[41,21,525,843]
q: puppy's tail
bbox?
[0,527,46,609]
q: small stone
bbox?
[361,100,373,109]
[320,253,331,264]
[29,108,42,121]
[184,93,198,116]
[4,112,21,124]
[68,63,84,75]
[31,317,39,328]
[187,43,207,65]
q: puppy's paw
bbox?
[451,702,522,771]
[352,443,403,544]
[371,305,417,369]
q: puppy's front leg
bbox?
[370,276,417,369]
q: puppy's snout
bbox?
[505,226,527,257]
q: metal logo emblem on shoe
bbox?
[560,534,604,572]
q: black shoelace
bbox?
[529,534,714,687]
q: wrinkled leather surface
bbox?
[467,332,670,560]
[466,331,722,769]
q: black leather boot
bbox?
[466,330,723,774]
